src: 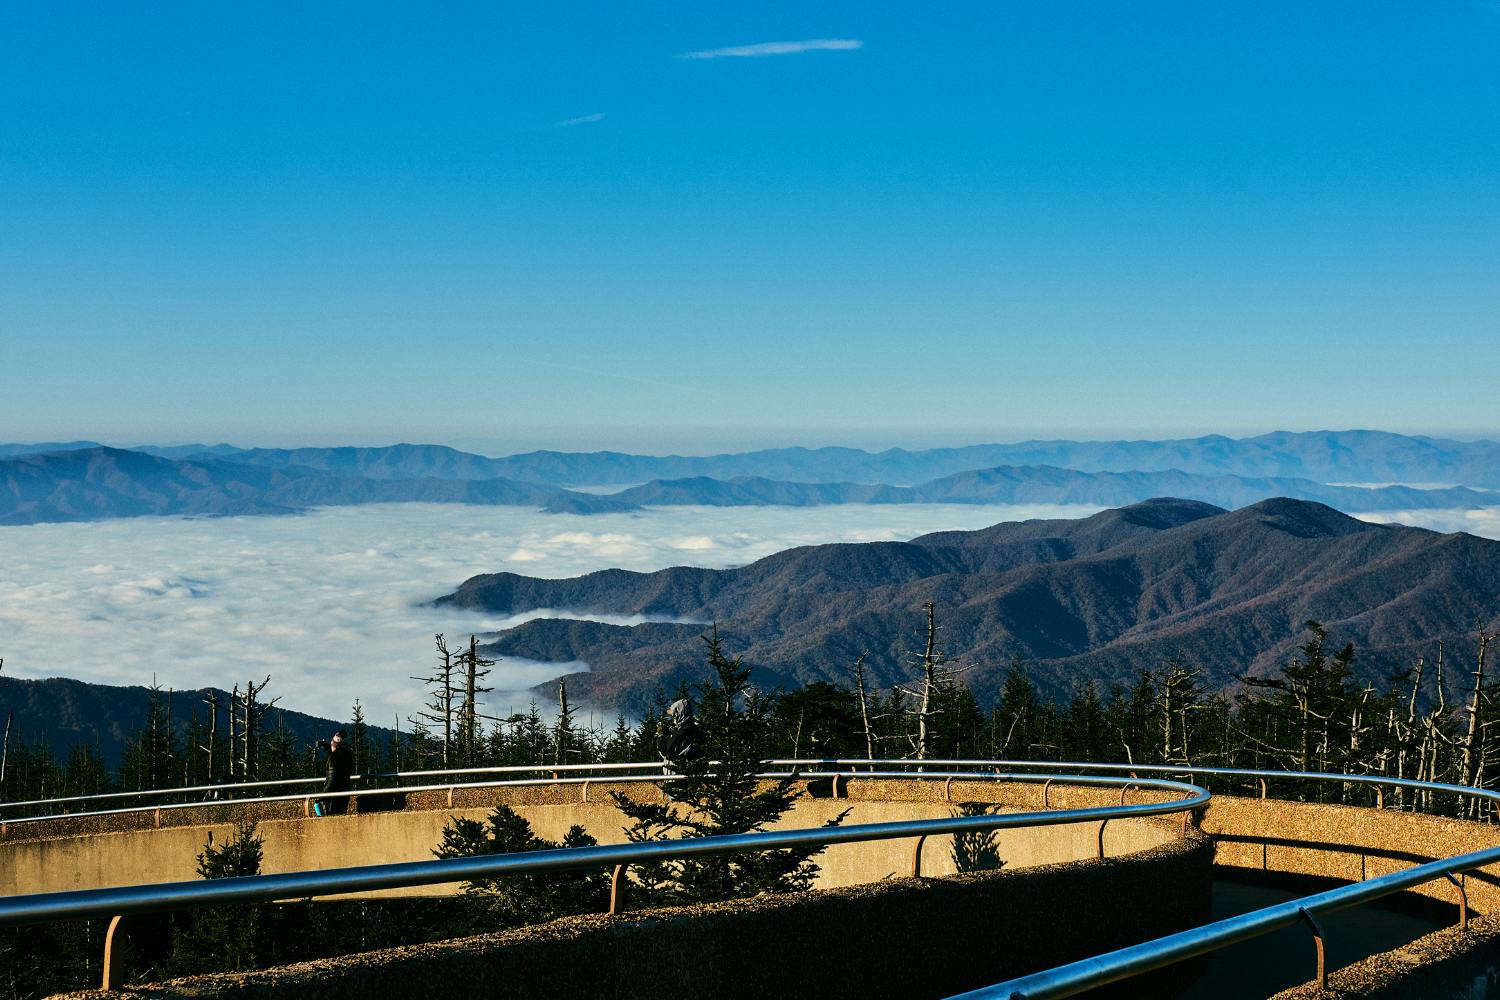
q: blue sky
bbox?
[2,2,1497,453]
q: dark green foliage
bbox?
[433,805,606,924]
[349,700,374,775]
[196,821,265,879]
[167,822,265,975]
[117,685,181,792]
[610,628,848,905]
[775,681,863,758]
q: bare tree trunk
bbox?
[0,710,11,789]
[202,692,219,785]
[228,684,241,780]
[917,603,938,760]
[554,679,570,765]
[465,635,479,754]
[852,654,876,761]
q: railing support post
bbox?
[912,834,928,877]
[1445,872,1469,931]
[1298,907,1328,989]
[101,914,127,990]
[1119,783,1136,806]
[1042,778,1054,809]
[831,773,843,799]
[944,776,954,802]
[1258,777,1267,799]
[608,864,628,915]
[581,780,590,804]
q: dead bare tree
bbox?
[896,604,967,760]
[231,677,277,779]
[201,691,221,784]
[412,634,461,766]
[849,653,878,761]
[458,634,496,763]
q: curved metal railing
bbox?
[0,765,1207,990]
[937,762,1500,1000]
[18,758,1495,994]
[0,760,665,819]
[0,757,1195,827]
[0,769,1205,924]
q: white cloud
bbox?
[0,502,1097,724]
[555,113,606,127]
[681,38,863,60]
[1354,508,1500,538]
[44,501,1494,721]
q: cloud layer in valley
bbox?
[0,502,1096,725]
[4,502,1493,728]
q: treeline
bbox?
[3,615,1499,818]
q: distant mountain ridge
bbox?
[145,430,1500,488]
[8,429,1500,486]
[0,675,388,770]
[564,466,1499,514]
[0,447,629,525]
[6,441,1500,526]
[435,498,1500,714]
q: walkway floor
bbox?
[1176,871,1448,999]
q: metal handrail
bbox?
[0,757,1059,825]
[0,760,671,815]
[0,758,970,818]
[0,762,1189,829]
[0,770,1207,926]
[945,765,1500,1000]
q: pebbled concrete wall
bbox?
[0,778,1179,899]
[1203,794,1500,913]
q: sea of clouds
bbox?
[0,502,1102,725]
[3,502,1495,728]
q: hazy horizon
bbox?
[11,425,1500,461]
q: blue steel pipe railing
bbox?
[0,770,1208,927]
[941,764,1500,1000]
[1,757,1191,827]
[0,758,1029,821]
[0,760,669,817]
[9,757,1495,995]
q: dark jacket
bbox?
[658,700,702,766]
[323,744,354,793]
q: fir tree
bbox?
[169,822,264,974]
[609,628,848,905]
[349,701,373,775]
[433,805,605,924]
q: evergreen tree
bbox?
[169,822,264,974]
[775,681,863,758]
[349,701,374,776]
[610,628,848,905]
[603,713,638,763]
[62,743,111,799]
[119,685,181,792]
[1241,621,1357,774]
[433,805,605,924]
